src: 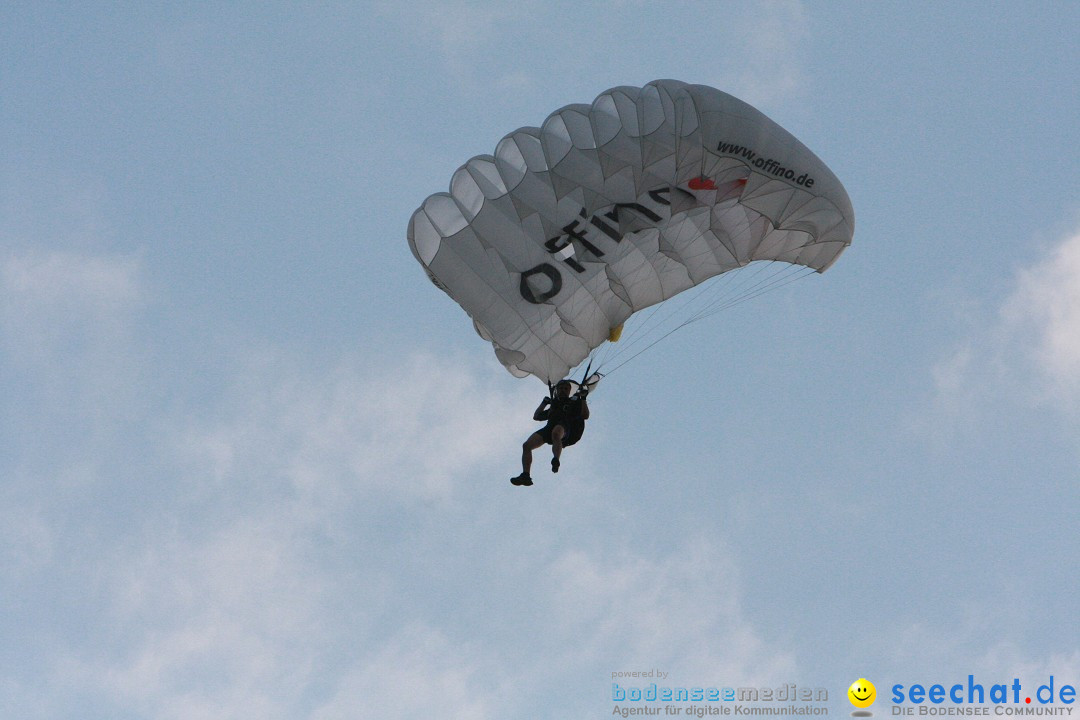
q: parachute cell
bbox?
[407,80,854,384]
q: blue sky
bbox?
[2,2,1078,718]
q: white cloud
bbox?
[58,515,335,720]
[305,537,792,719]
[310,623,500,720]
[0,249,146,480]
[172,350,530,508]
[32,345,791,718]
[15,344,529,718]
[538,538,797,686]
[0,498,54,579]
[1002,230,1080,401]
[0,249,796,719]
[1,249,141,368]
[933,228,1080,419]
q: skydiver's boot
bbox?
[551,457,560,473]
[511,473,533,486]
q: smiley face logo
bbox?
[848,678,876,708]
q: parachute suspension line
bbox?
[592,263,747,370]
[584,302,668,375]
[686,264,815,324]
[594,260,778,369]
[681,262,814,326]
[588,287,678,372]
[593,261,816,379]
[588,267,746,373]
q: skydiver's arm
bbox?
[579,396,590,420]
[533,397,551,421]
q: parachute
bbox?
[407,80,854,384]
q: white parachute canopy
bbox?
[408,80,854,384]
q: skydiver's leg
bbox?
[550,424,566,472]
[521,432,545,475]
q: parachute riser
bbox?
[579,360,593,388]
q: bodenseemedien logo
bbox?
[609,673,829,717]
[849,678,876,716]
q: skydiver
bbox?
[511,379,590,486]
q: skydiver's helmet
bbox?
[554,379,574,397]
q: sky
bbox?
[1,2,1078,718]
